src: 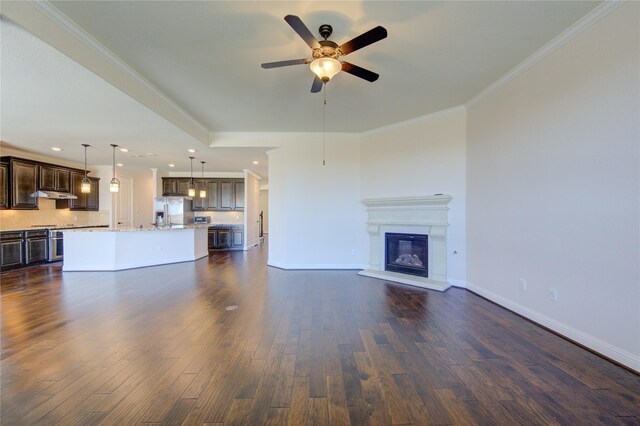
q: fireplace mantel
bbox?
[358,195,452,292]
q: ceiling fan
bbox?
[261,15,387,93]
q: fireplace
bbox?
[385,233,428,277]
[358,195,452,292]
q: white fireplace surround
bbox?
[358,195,452,292]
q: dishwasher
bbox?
[48,229,64,261]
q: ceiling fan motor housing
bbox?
[319,24,333,39]
[313,40,341,59]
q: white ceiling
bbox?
[1,1,601,178]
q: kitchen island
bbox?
[62,225,209,271]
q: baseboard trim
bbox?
[449,279,467,288]
[267,261,368,270]
[466,281,640,374]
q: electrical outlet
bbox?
[548,288,558,302]
[520,278,527,291]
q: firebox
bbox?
[385,233,428,277]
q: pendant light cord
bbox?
[190,157,194,185]
[323,84,327,166]
[112,146,116,178]
[84,146,88,179]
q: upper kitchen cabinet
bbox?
[9,159,38,209]
[191,181,207,210]
[234,180,244,210]
[39,165,70,192]
[57,172,99,211]
[0,162,8,210]
[214,179,244,211]
[163,177,243,211]
[1,156,88,210]
[206,180,219,210]
[218,179,244,211]
[219,181,234,210]
[162,178,192,197]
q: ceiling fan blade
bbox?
[284,15,321,49]
[339,26,387,55]
[310,76,323,93]
[341,62,379,82]
[261,59,309,69]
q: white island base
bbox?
[63,226,209,271]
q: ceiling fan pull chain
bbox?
[323,84,327,166]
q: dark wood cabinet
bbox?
[234,181,244,210]
[39,166,70,192]
[86,178,99,210]
[162,178,177,196]
[207,229,217,249]
[163,177,243,211]
[58,172,99,211]
[10,160,39,209]
[206,180,219,210]
[66,172,87,209]
[0,231,24,270]
[231,225,244,248]
[24,230,48,265]
[0,162,8,209]
[208,224,244,250]
[162,178,192,196]
[217,228,230,247]
[192,181,207,210]
[219,181,233,210]
[177,179,191,196]
[1,157,87,211]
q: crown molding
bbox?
[243,169,262,180]
[209,131,360,147]
[362,105,467,135]
[466,0,625,109]
[3,0,210,144]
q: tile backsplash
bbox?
[0,199,109,230]
[194,211,244,224]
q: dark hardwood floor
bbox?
[1,242,639,425]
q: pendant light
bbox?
[81,144,91,193]
[188,156,196,197]
[199,161,207,198]
[109,144,120,192]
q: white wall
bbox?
[466,3,640,370]
[360,108,467,285]
[93,165,154,228]
[267,135,367,269]
[128,168,154,227]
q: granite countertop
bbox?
[64,224,211,232]
[0,225,109,232]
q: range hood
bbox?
[34,190,78,200]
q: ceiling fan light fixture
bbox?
[310,57,341,83]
